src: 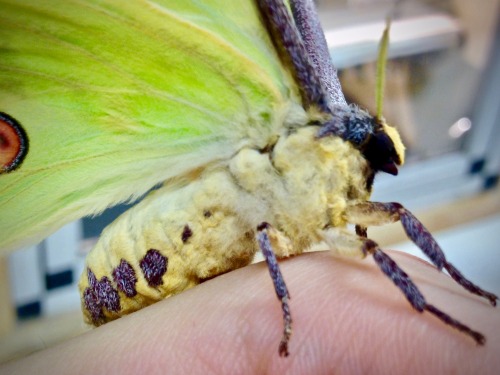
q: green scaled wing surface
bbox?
[0,0,298,251]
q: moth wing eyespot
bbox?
[0,112,29,174]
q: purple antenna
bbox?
[290,0,347,108]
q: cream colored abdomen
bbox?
[79,126,370,325]
[79,170,261,325]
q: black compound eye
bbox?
[363,131,400,175]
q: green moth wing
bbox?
[0,0,300,251]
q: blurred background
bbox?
[1,0,499,363]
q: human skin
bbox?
[1,251,499,375]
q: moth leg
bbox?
[322,228,487,345]
[257,222,292,357]
[355,224,368,238]
[362,239,487,345]
[346,202,498,306]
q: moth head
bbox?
[317,18,404,175]
[317,105,405,175]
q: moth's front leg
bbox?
[321,226,488,345]
[257,222,293,357]
[346,201,498,306]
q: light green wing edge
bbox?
[0,0,299,252]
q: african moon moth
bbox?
[0,0,496,357]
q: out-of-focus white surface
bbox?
[45,221,80,273]
[325,14,462,68]
[8,246,43,306]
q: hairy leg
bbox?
[257,222,293,357]
[362,239,486,345]
[346,201,498,306]
[320,222,492,345]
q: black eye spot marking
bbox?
[140,249,168,287]
[203,210,212,218]
[112,259,138,297]
[84,268,120,325]
[0,112,29,174]
[181,224,193,243]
